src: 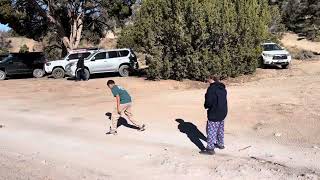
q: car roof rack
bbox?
[262,40,276,43]
[70,48,102,53]
[73,47,100,51]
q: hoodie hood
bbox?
[206,81,228,122]
[211,81,226,89]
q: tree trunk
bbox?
[29,0,85,56]
[64,16,83,52]
[59,17,83,56]
[74,18,83,48]
[61,44,68,58]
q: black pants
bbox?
[76,69,86,81]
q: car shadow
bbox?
[65,69,147,81]
[175,119,207,151]
[4,74,36,80]
[105,112,140,130]
[259,65,284,70]
[66,72,120,81]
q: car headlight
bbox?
[263,53,273,57]
[45,62,51,66]
[66,62,75,69]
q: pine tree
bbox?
[19,44,29,53]
[0,32,11,55]
[281,0,320,41]
[119,0,274,80]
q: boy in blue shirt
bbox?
[106,80,146,135]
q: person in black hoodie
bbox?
[200,75,228,155]
[76,54,86,81]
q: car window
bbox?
[0,55,8,62]
[263,44,282,51]
[85,52,96,60]
[82,52,91,58]
[0,56,11,62]
[11,57,23,63]
[107,51,119,59]
[68,52,91,60]
[67,53,79,60]
[119,50,129,57]
[94,52,107,60]
[130,49,136,57]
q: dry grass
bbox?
[6,37,43,53]
[281,32,320,54]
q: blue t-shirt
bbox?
[111,85,132,104]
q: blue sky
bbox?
[0,23,10,31]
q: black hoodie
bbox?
[204,81,228,122]
[77,57,85,70]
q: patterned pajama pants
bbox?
[206,120,225,150]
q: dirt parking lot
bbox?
[1,60,320,180]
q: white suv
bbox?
[65,48,139,80]
[44,48,99,78]
[260,43,292,69]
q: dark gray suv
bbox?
[0,52,46,80]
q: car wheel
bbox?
[33,69,45,78]
[84,69,90,81]
[0,70,6,80]
[52,67,65,79]
[119,65,130,77]
[259,57,265,69]
[282,64,289,69]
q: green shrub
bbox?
[0,32,11,55]
[119,0,275,80]
[19,44,29,53]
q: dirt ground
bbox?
[0,58,320,180]
[281,33,320,54]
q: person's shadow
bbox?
[176,119,207,151]
[105,112,140,130]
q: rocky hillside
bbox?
[6,37,43,53]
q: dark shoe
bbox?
[215,144,225,149]
[199,149,215,155]
[138,124,146,132]
[105,112,112,120]
[106,130,117,135]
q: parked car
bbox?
[260,43,292,69]
[65,48,139,80]
[0,52,46,80]
[44,48,99,79]
[0,54,7,61]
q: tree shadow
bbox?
[175,119,207,151]
[105,112,139,130]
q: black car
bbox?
[0,52,46,80]
[0,54,8,62]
